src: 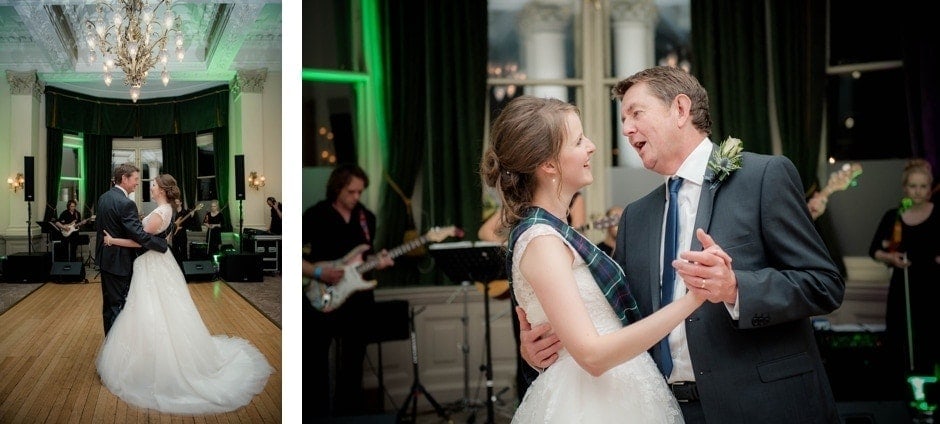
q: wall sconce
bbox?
[248,171,266,190]
[7,173,25,193]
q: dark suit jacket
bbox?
[95,186,168,276]
[614,150,844,423]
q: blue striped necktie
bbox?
[657,176,683,378]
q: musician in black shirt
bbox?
[54,200,84,261]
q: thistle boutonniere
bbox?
[706,136,744,189]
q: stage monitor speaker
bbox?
[51,261,85,283]
[220,253,263,282]
[837,401,910,424]
[5,252,51,283]
[234,154,245,200]
[24,156,35,201]
[182,260,216,282]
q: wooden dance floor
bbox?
[0,281,282,423]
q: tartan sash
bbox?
[507,207,641,326]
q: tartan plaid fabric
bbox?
[507,207,641,326]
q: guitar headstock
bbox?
[194,203,205,211]
[824,163,863,194]
[426,226,464,242]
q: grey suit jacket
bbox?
[614,150,844,423]
[95,186,168,277]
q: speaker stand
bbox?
[238,199,244,252]
[26,201,33,253]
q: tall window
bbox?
[196,133,217,201]
[485,0,691,215]
[59,133,85,214]
[112,138,163,214]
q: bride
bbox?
[96,174,272,414]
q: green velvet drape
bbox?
[690,0,772,155]
[84,133,113,215]
[45,128,63,216]
[45,86,229,137]
[375,0,487,287]
[212,127,233,233]
[161,132,199,209]
[692,0,843,275]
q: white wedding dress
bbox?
[510,224,683,423]
[96,203,273,415]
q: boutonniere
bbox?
[706,136,743,189]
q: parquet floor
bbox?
[0,281,282,423]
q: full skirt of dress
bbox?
[96,249,273,415]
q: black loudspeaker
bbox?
[837,401,911,424]
[234,154,246,200]
[5,252,51,283]
[50,262,85,283]
[182,260,217,282]
[24,156,35,201]
[219,253,263,282]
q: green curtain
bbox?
[84,133,113,215]
[375,0,487,287]
[45,127,63,217]
[212,127,233,233]
[690,0,772,154]
[45,86,229,137]
[161,132,199,209]
[692,0,844,276]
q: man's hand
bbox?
[676,229,738,304]
[516,306,561,371]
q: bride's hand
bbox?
[103,230,114,246]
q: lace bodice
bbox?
[143,204,173,234]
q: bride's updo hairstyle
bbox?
[480,95,579,232]
[154,174,181,203]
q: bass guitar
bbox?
[306,225,464,312]
[60,215,96,237]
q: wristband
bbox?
[313,266,322,280]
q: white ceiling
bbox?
[0,0,282,101]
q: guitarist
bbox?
[171,198,199,263]
[303,163,393,420]
[54,199,83,261]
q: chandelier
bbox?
[84,0,185,102]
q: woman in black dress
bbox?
[203,201,224,255]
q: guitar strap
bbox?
[359,209,371,243]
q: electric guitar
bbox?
[808,163,863,220]
[476,214,623,299]
[174,203,205,235]
[60,215,96,237]
[305,225,464,312]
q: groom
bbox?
[95,163,168,334]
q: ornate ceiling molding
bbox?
[6,70,44,100]
[231,68,267,97]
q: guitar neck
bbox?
[355,235,429,274]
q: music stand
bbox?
[428,241,507,424]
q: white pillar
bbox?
[232,69,268,232]
[611,0,657,167]
[518,2,572,101]
[3,71,43,249]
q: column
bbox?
[518,2,572,101]
[611,0,657,166]
[3,70,44,253]
[231,68,268,232]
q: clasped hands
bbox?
[518,228,738,371]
